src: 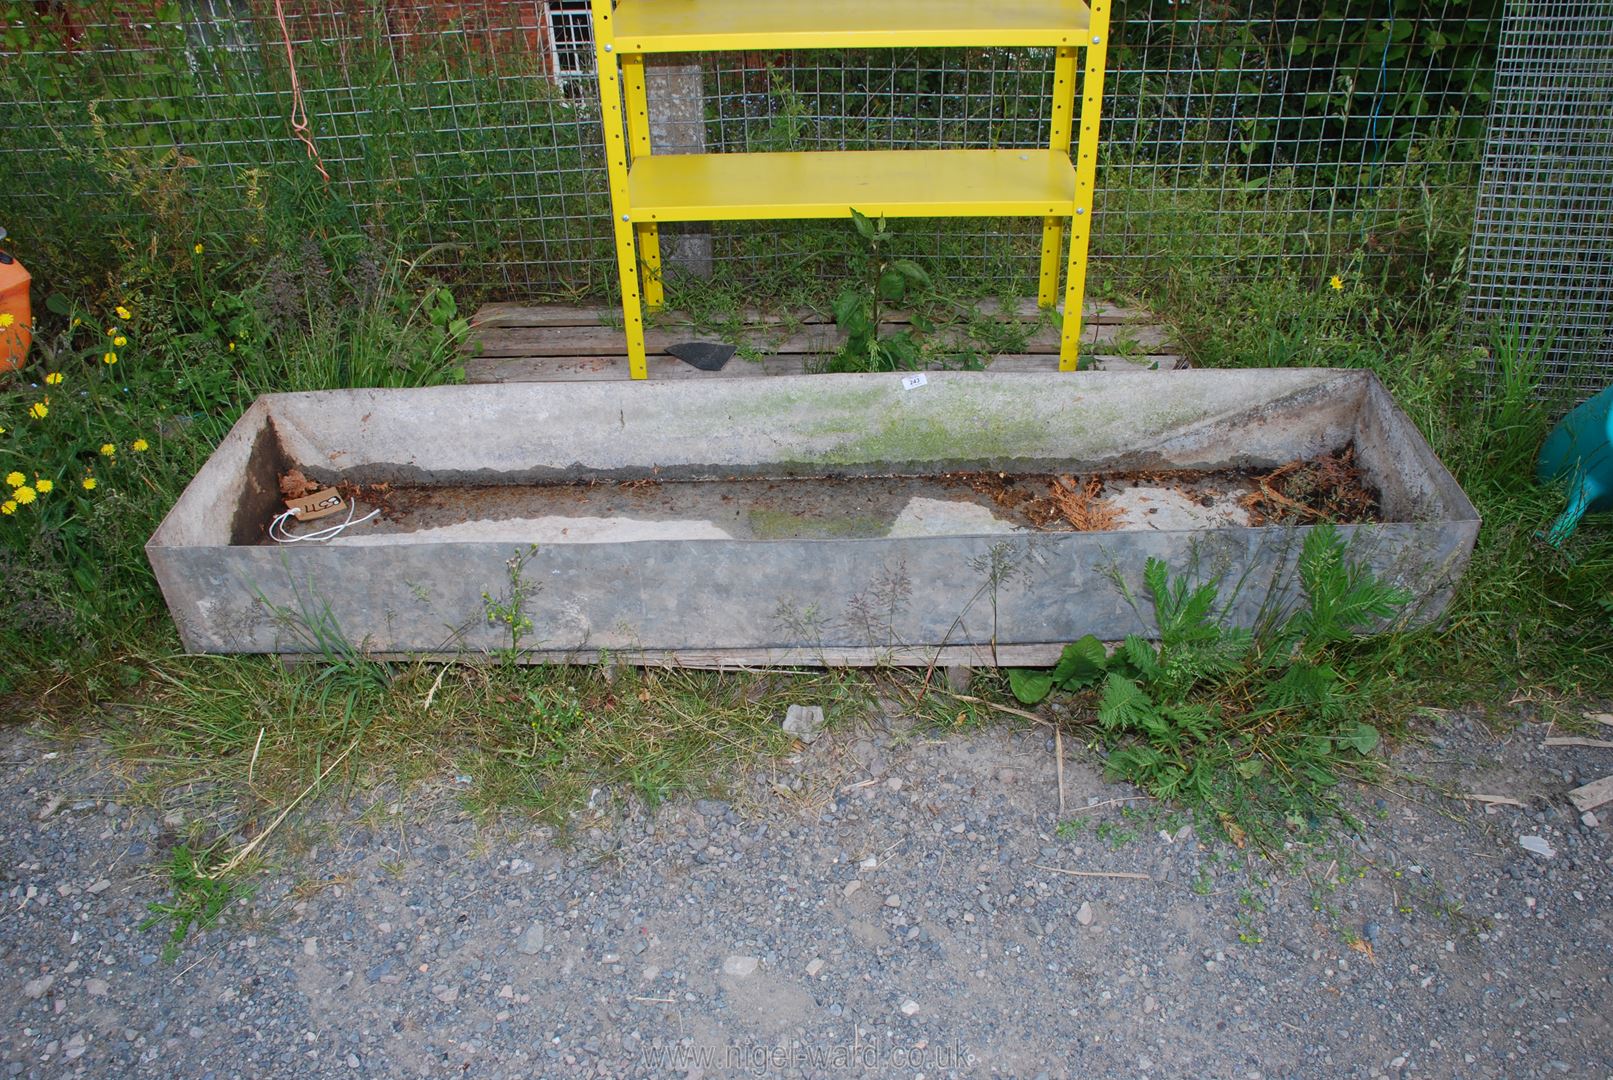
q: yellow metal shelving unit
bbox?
[589,0,1111,379]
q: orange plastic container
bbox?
[0,248,31,372]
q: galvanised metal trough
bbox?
[147,371,1478,666]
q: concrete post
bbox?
[645,58,712,279]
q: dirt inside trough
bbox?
[255,448,1382,546]
[951,445,1381,530]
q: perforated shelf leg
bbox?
[622,53,664,311]
[591,0,649,379]
[1038,46,1078,310]
[1060,1,1110,372]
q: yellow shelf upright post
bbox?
[1059,0,1109,371]
[1038,45,1078,309]
[621,53,664,311]
[590,0,650,379]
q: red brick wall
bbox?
[26,0,554,70]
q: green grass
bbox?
[101,650,875,884]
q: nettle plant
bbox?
[827,210,933,373]
[1011,525,1410,834]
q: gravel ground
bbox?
[2,706,1610,1079]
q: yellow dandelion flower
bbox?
[35,478,52,494]
[45,372,63,385]
[103,351,117,365]
[1329,275,1344,291]
[193,243,204,255]
[132,438,150,452]
[99,443,116,457]
[228,341,236,352]
[81,477,97,491]
[115,305,132,320]
[13,486,35,505]
[0,501,13,516]
[106,327,116,337]
[113,335,127,347]
[4,471,23,489]
[28,402,48,420]
[0,313,13,329]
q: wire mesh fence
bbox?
[1,1,617,295]
[0,0,1510,304]
[1464,0,1613,396]
[701,1,1502,289]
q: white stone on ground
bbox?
[782,704,827,744]
[721,955,758,977]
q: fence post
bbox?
[644,58,712,279]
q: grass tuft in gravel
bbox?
[108,654,873,841]
[137,840,258,962]
[108,655,873,955]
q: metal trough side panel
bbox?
[147,371,1479,660]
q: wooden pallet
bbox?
[464,298,1183,382]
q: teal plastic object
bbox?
[1536,383,1613,546]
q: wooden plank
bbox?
[472,320,1172,358]
[1543,737,1613,749]
[472,303,616,328]
[363,642,1070,669]
[475,322,836,357]
[470,297,1153,329]
[982,322,1171,355]
[470,354,814,381]
[1568,775,1613,813]
[991,353,1182,372]
[950,297,1151,324]
[466,352,1183,383]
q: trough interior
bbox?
[257,465,1380,546]
[151,372,1473,552]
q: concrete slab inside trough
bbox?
[147,370,1479,665]
[314,473,1257,547]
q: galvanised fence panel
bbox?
[0,1,1506,301]
[1465,0,1613,396]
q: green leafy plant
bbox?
[1007,634,1108,705]
[483,545,540,657]
[1011,525,1410,839]
[417,284,472,356]
[139,841,256,961]
[826,210,933,373]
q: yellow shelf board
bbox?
[628,149,1077,223]
[609,0,1092,53]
